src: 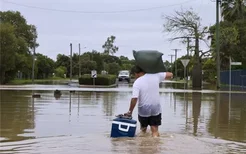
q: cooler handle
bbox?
[118,124,130,132]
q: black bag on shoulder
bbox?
[133,50,166,73]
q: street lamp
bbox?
[31,46,40,98]
[32,50,37,84]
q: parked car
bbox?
[118,70,130,83]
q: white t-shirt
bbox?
[132,72,166,117]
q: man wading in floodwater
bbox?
[124,65,173,137]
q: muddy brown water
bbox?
[0,84,246,154]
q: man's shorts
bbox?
[138,113,162,128]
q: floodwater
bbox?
[0,83,246,154]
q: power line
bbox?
[2,0,197,14]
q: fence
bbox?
[220,70,246,87]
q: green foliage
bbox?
[81,60,97,74]
[163,60,172,72]
[121,63,133,71]
[108,62,121,75]
[210,1,246,70]
[0,23,18,83]
[36,53,55,79]
[202,58,216,83]
[173,56,193,79]
[79,74,117,85]
[55,54,70,77]
[102,35,119,55]
[209,19,246,70]
[55,66,67,78]
[53,50,134,80]
[221,0,246,22]
[0,11,38,84]
[0,11,38,50]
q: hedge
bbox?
[79,74,117,85]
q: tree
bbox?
[55,66,67,78]
[203,58,216,83]
[108,62,121,75]
[0,11,38,51]
[221,0,246,22]
[163,8,209,89]
[0,23,18,84]
[80,61,97,74]
[36,53,55,79]
[55,54,70,76]
[102,35,119,55]
[0,11,38,83]
[163,60,172,72]
[88,50,104,72]
[209,21,240,70]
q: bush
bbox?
[79,74,117,85]
[55,66,66,78]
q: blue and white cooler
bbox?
[110,117,137,138]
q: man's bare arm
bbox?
[125,98,138,115]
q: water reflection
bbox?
[0,90,35,142]
[1,90,246,153]
[111,136,162,154]
[174,92,177,113]
[102,92,117,117]
[184,92,189,131]
[54,90,62,100]
[192,92,202,136]
[77,91,80,117]
[208,93,246,142]
[69,91,71,116]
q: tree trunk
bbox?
[192,62,202,89]
[192,32,202,89]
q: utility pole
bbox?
[216,0,221,89]
[168,54,175,64]
[79,43,81,78]
[186,37,191,56]
[32,46,36,85]
[168,54,175,73]
[70,43,73,82]
[172,49,181,79]
[186,37,192,80]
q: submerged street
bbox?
[0,82,245,153]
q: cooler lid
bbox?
[113,117,137,124]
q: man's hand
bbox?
[165,72,173,80]
[123,111,132,117]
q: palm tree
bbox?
[221,0,246,22]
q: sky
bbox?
[0,0,216,62]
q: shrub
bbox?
[55,66,66,78]
[79,74,117,85]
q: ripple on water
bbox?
[2,132,245,154]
